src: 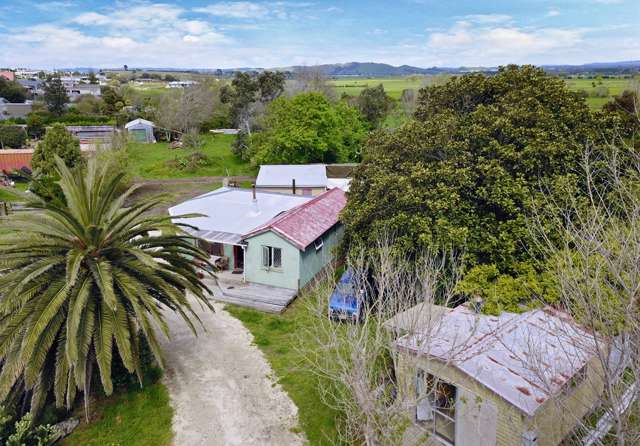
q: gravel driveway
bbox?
[160,299,304,446]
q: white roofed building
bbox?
[256,164,329,196]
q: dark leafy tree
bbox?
[0,78,27,103]
[101,86,124,114]
[603,90,639,141]
[0,126,26,149]
[31,123,82,201]
[257,71,286,102]
[356,84,393,128]
[220,71,285,134]
[43,77,68,115]
[343,65,614,309]
[87,71,98,84]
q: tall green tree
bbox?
[343,65,614,308]
[356,84,393,128]
[43,77,68,115]
[252,92,368,164]
[0,158,212,418]
[0,78,26,103]
[31,124,83,201]
[100,86,124,115]
[87,71,98,84]
[220,71,286,134]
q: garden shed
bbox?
[125,118,156,143]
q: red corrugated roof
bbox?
[243,188,346,250]
[0,149,33,172]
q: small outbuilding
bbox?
[125,118,156,143]
[394,304,606,446]
[256,164,329,196]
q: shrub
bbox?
[0,126,27,149]
[0,407,58,446]
[26,113,46,139]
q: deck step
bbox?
[206,279,297,313]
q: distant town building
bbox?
[18,79,45,96]
[64,125,116,150]
[165,80,198,88]
[66,83,101,98]
[0,98,32,120]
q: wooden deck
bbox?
[205,277,298,313]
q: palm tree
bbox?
[0,157,213,419]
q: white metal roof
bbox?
[125,118,154,129]
[256,164,328,188]
[327,178,351,192]
[397,305,600,417]
[168,187,311,244]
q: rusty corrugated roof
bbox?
[397,305,601,416]
[243,188,346,250]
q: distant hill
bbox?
[66,60,640,77]
[287,62,455,77]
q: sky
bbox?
[0,0,638,69]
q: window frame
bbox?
[261,245,283,270]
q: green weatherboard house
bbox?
[169,186,346,294]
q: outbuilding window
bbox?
[262,246,282,269]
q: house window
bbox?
[314,238,324,251]
[262,246,282,269]
[415,369,456,445]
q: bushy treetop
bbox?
[343,65,616,310]
[252,92,368,165]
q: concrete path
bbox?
[160,299,304,446]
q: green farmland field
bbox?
[329,76,430,99]
[329,75,638,109]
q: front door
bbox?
[233,245,244,270]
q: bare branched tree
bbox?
[155,83,216,135]
[287,67,337,100]
[530,140,640,446]
[300,237,466,445]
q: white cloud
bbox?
[368,28,388,36]
[426,21,586,65]
[461,14,512,24]
[547,8,561,17]
[34,1,77,11]
[195,1,313,20]
[195,2,269,19]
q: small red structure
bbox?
[0,70,16,82]
[0,149,33,172]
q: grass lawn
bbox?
[127,133,256,180]
[0,184,27,202]
[62,383,173,446]
[226,298,342,445]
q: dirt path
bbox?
[160,299,304,446]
